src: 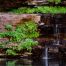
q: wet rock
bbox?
[32,45,44,59]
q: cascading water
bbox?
[42,47,48,59]
[45,59,48,66]
[42,57,49,66]
[53,24,60,45]
[42,47,49,66]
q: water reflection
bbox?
[0,58,66,66]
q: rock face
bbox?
[0,0,66,11]
[0,13,66,33]
[0,13,40,32]
[0,0,28,11]
[0,38,8,43]
[0,13,66,37]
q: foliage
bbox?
[6,49,17,55]
[16,21,39,38]
[48,0,61,4]
[5,38,38,55]
[0,21,39,42]
[0,42,4,48]
[0,21,39,55]
[10,6,66,14]
[17,39,38,52]
[5,24,13,31]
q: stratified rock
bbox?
[0,38,9,43]
[0,13,40,32]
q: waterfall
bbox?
[45,59,48,66]
[42,47,48,59]
[42,58,49,66]
[42,47,49,66]
[44,47,48,59]
[53,24,60,45]
[56,24,60,45]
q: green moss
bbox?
[10,6,66,14]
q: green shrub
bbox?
[5,24,13,31]
[48,0,61,4]
[0,21,39,42]
[0,21,39,55]
[6,49,17,55]
[10,6,66,14]
[17,38,38,52]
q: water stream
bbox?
[53,24,60,45]
[42,47,48,59]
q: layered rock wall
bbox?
[0,14,40,32]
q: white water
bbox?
[42,59,49,66]
[42,47,48,59]
[54,24,60,45]
[45,59,48,66]
[42,47,49,66]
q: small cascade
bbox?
[45,59,48,66]
[42,58,49,66]
[42,47,49,59]
[42,47,49,66]
[53,24,60,46]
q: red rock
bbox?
[0,14,40,31]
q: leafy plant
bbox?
[0,42,4,48]
[5,24,13,31]
[10,6,66,14]
[16,21,39,38]
[0,21,39,55]
[18,38,38,52]
[48,0,61,4]
[6,49,17,55]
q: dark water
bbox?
[0,58,66,66]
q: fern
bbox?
[6,49,17,55]
[0,21,39,55]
